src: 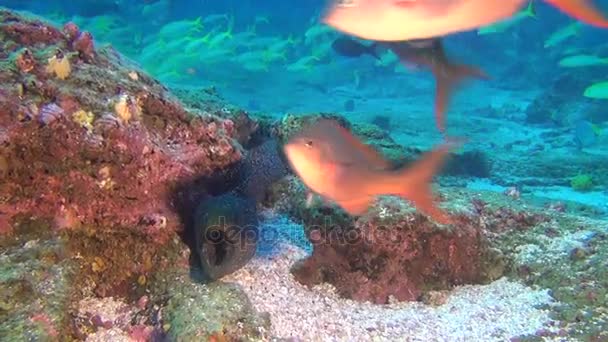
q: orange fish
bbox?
[323,0,608,41]
[283,119,458,224]
[384,39,488,133]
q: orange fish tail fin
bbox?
[433,63,488,133]
[397,140,461,224]
[545,0,608,28]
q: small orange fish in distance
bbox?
[283,119,459,224]
[322,0,608,42]
[384,39,489,133]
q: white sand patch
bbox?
[224,212,559,341]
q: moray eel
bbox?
[234,138,291,202]
[194,139,289,280]
[194,192,258,280]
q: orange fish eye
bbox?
[305,140,313,148]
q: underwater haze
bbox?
[1,0,608,341]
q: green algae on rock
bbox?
[494,214,608,340]
[156,266,270,341]
[0,235,75,341]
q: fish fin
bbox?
[525,1,537,18]
[396,140,462,224]
[433,63,489,133]
[192,17,204,32]
[340,197,373,215]
[329,120,392,170]
[544,0,608,28]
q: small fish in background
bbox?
[202,13,232,26]
[573,120,601,149]
[382,39,489,133]
[141,0,170,21]
[303,22,335,45]
[157,17,205,40]
[371,115,391,131]
[283,119,459,224]
[584,80,608,98]
[343,99,355,111]
[331,36,380,60]
[544,21,584,48]
[477,1,536,35]
[558,54,608,67]
[286,55,322,72]
[322,0,608,42]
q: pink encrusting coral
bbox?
[0,10,243,241]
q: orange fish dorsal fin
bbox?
[433,63,489,133]
[331,121,392,170]
[545,0,608,28]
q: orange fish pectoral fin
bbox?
[434,63,489,133]
[544,0,608,28]
[398,141,462,224]
[339,197,373,216]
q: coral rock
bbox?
[73,31,95,62]
[292,205,503,304]
[62,22,80,42]
[15,48,36,73]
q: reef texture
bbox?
[0,10,269,340]
[0,9,242,238]
[290,198,513,304]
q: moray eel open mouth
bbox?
[194,192,259,280]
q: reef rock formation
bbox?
[0,9,270,340]
[291,200,507,304]
[0,10,243,237]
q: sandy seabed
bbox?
[224,211,562,342]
